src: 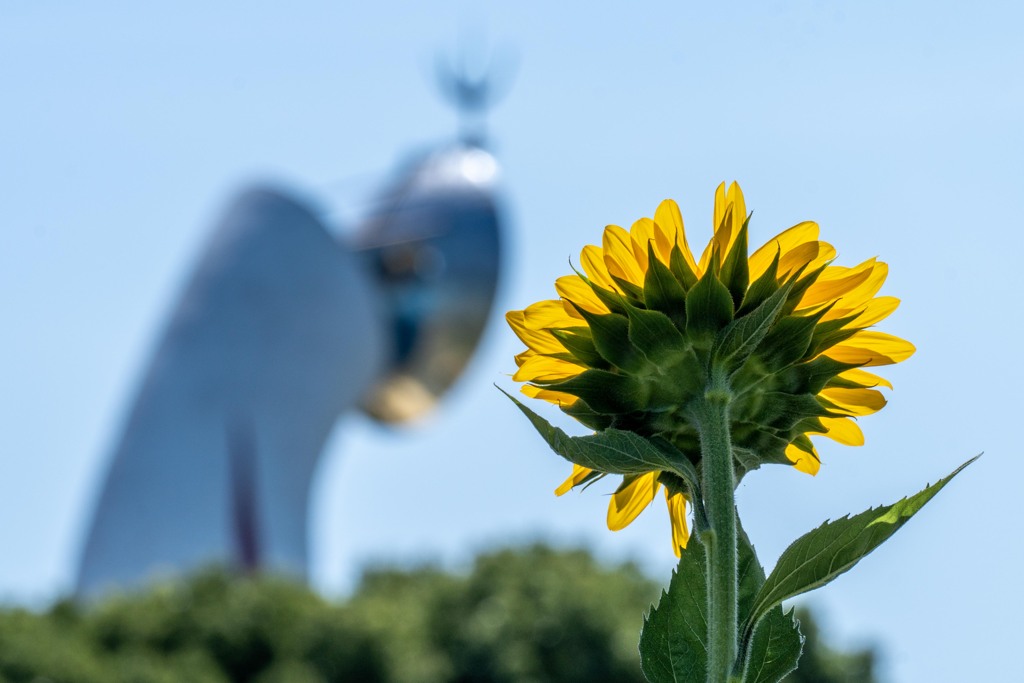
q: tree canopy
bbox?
[0,545,877,682]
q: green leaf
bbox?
[741,608,802,683]
[737,251,781,316]
[755,311,823,371]
[561,400,614,431]
[567,306,646,373]
[500,387,700,488]
[756,391,832,431]
[644,242,688,330]
[719,220,750,310]
[736,521,767,626]
[805,314,860,360]
[730,425,793,469]
[639,512,804,683]
[549,328,607,368]
[742,457,978,640]
[575,272,629,314]
[712,284,791,374]
[686,268,735,342]
[778,356,856,395]
[648,346,707,409]
[624,303,689,363]
[780,263,827,316]
[736,520,803,683]
[670,245,699,291]
[610,274,647,304]
[639,536,708,683]
[542,368,647,414]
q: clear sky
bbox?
[1,2,1021,681]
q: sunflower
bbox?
[507,182,914,556]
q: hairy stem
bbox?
[696,369,739,683]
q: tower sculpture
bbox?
[76,86,503,595]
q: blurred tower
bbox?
[76,78,504,596]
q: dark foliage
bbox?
[0,545,876,683]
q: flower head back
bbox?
[507,182,914,555]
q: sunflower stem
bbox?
[697,367,739,683]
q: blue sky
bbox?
[2,2,1021,680]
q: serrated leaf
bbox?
[736,520,767,624]
[500,388,699,488]
[736,522,803,683]
[741,608,802,683]
[639,535,709,683]
[639,512,804,683]
[712,284,791,374]
[742,457,978,640]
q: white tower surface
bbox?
[76,142,503,597]
[76,188,391,595]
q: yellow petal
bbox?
[777,241,822,278]
[555,275,609,316]
[713,181,728,237]
[836,368,893,390]
[607,472,660,531]
[727,182,747,236]
[512,353,585,383]
[698,183,728,273]
[602,224,646,287]
[808,242,838,271]
[654,199,698,272]
[702,181,746,272]
[699,188,731,273]
[819,387,887,416]
[834,261,888,309]
[505,305,581,358]
[629,217,656,270]
[507,308,568,355]
[665,490,690,556]
[521,383,579,406]
[799,258,876,308]
[749,221,820,279]
[849,296,900,328]
[524,299,579,330]
[815,417,865,446]
[786,442,820,475]
[581,244,620,291]
[555,464,594,496]
[823,331,916,366]
[821,296,900,328]
[507,309,526,331]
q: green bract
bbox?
[533,234,855,479]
